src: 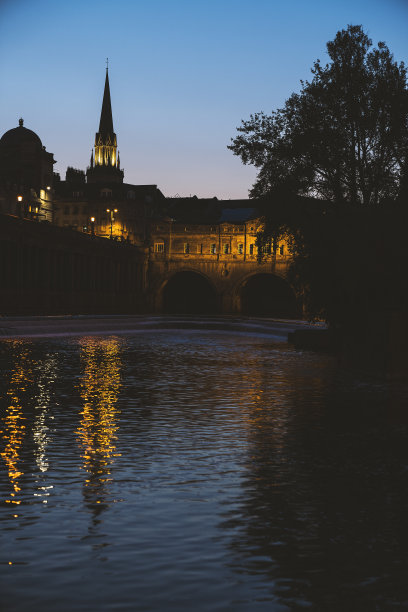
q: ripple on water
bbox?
[1,323,408,611]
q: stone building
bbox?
[0,68,296,317]
[148,197,294,315]
[53,69,165,245]
[0,118,55,222]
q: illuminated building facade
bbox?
[53,68,165,244]
[0,119,55,222]
[0,68,295,316]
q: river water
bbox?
[1,318,408,611]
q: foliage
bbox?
[255,195,408,326]
[229,25,408,205]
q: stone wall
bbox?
[0,215,146,315]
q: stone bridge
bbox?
[147,254,299,317]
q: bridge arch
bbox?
[159,270,219,314]
[236,272,300,318]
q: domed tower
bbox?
[0,118,55,220]
[86,67,124,184]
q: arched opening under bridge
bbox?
[162,271,218,314]
[241,273,300,318]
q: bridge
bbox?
[148,257,298,316]
[0,213,300,318]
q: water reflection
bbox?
[223,353,408,610]
[77,337,122,519]
[1,327,408,611]
[0,342,31,506]
[0,341,58,509]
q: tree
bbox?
[229,25,408,205]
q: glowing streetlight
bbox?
[90,217,95,236]
[106,208,118,239]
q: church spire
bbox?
[87,64,124,184]
[98,66,114,136]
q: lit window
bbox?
[184,243,190,254]
[155,242,165,253]
[238,243,243,254]
[210,244,216,254]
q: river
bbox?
[1,317,408,611]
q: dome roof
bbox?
[0,119,42,148]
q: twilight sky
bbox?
[1,0,407,199]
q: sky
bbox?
[1,0,408,199]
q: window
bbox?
[72,206,79,215]
[279,244,285,256]
[238,243,244,255]
[127,190,136,199]
[63,205,70,215]
[100,188,112,198]
[155,242,165,253]
[210,244,216,254]
[197,244,203,254]
[223,243,230,254]
[249,244,254,255]
[184,243,190,254]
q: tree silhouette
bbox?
[229,25,408,205]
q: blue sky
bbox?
[1,0,407,198]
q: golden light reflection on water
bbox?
[0,341,57,506]
[0,342,31,505]
[77,337,122,509]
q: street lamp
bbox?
[17,195,23,217]
[90,216,95,236]
[106,208,118,239]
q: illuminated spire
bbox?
[87,64,124,183]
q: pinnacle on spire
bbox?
[98,69,114,135]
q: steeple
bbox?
[87,64,124,184]
[98,68,114,136]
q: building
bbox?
[0,118,55,222]
[148,197,294,315]
[53,68,165,245]
[0,69,296,317]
